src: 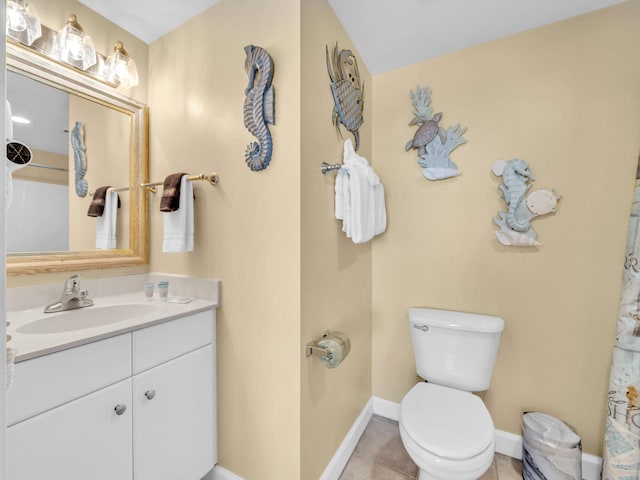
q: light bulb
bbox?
[7,3,27,32]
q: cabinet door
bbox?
[133,345,214,480]
[8,379,133,480]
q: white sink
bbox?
[17,304,159,334]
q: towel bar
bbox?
[140,173,219,193]
[88,186,130,196]
[321,162,342,175]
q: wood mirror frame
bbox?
[6,42,149,275]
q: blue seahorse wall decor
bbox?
[71,121,88,197]
[243,44,275,172]
[492,159,561,247]
[406,86,467,181]
[326,43,364,151]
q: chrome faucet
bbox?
[44,274,94,313]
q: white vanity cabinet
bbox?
[8,378,134,480]
[7,309,216,480]
[133,345,214,480]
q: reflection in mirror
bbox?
[7,70,69,253]
[6,41,149,275]
[6,70,131,254]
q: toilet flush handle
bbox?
[412,323,429,332]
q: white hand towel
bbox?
[335,168,346,221]
[95,190,118,249]
[339,139,387,244]
[374,184,387,236]
[162,175,194,253]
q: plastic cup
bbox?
[144,282,154,298]
[158,281,169,300]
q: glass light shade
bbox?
[105,41,139,89]
[6,0,42,46]
[53,14,97,71]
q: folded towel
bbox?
[160,172,188,212]
[96,190,119,249]
[88,186,121,217]
[162,175,194,253]
[335,139,387,244]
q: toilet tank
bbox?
[408,307,504,392]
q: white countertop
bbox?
[7,274,220,363]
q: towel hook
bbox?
[321,162,342,175]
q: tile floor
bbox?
[339,415,522,480]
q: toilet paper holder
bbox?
[305,340,330,359]
[305,330,351,369]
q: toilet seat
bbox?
[400,382,494,460]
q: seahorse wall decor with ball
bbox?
[492,159,561,247]
[406,86,467,181]
[243,44,275,172]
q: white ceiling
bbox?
[7,71,69,155]
[77,0,626,74]
[328,0,628,74]
[78,0,220,44]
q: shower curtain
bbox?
[603,159,640,479]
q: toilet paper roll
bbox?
[317,331,351,369]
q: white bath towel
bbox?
[334,140,387,244]
[95,190,118,249]
[162,175,194,253]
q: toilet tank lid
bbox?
[409,308,504,333]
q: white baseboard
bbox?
[211,465,245,480]
[372,396,603,480]
[319,397,374,480]
[495,429,522,459]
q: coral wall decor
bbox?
[243,44,275,172]
[492,159,560,247]
[406,86,467,181]
[326,43,364,151]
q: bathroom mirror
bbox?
[5,41,149,275]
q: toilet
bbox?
[399,307,504,480]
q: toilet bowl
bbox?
[399,383,495,480]
[401,308,504,480]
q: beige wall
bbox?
[148,1,301,478]
[371,2,640,455]
[68,95,130,251]
[300,0,372,478]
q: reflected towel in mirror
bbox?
[88,186,120,217]
[95,190,119,249]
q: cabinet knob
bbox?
[114,404,127,416]
[144,389,156,400]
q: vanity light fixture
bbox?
[5,0,42,46]
[104,41,139,89]
[53,14,97,71]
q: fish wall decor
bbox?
[71,121,88,197]
[492,159,560,247]
[406,86,467,181]
[243,44,275,172]
[326,43,364,151]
